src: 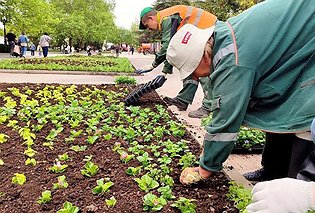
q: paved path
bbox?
[0,51,261,186]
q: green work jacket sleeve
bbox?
[200,61,256,172]
[152,15,181,74]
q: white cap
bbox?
[166,24,215,80]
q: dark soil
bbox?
[0,83,238,213]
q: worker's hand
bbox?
[246,178,315,213]
[180,166,212,185]
[135,64,154,74]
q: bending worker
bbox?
[165,0,315,185]
[246,118,315,213]
[138,5,216,118]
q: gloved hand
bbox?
[135,64,154,74]
[246,178,315,213]
[180,167,212,185]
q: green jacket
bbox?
[152,14,182,74]
[201,0,315,172]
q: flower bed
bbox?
[0,83,237,212]
[202,114,265,153]
[0,55,134,73]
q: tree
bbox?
[51,0,117,49]
[0,0,56,41]
[136,0,258,47]
[192,0,255,21]
[153,0,191,11]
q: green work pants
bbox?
[176,76,212,110]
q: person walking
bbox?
[17,32,29,57]
[12,41,21,58]
[37,44,42,57]
[165,0,315,184]
[130,46,135,55]
[138,6,217,117]
[86,45,92,56]
[29,42,36,56]
[39,32,52,57]
[6,31,16,57]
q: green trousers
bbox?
[176,76,212,109]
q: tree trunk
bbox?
[69,37,73,53]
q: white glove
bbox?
[136,64,154,74]
[246,178,315,213]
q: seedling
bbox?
[70,129,83,137]
[160,164,173,176]
[53,175,69,189]
[143,193,167,211]
[103,133,112,140]
[226,182,252,212]
[58,153,70,161]
[57,201,79,213]
[157,155,172,165]
[0,90,7,98]
[118,150,134,163]
[112,142,123,152]
[81,161,99,177]
[46,127,64,142]
[92,178,114,194]
[70,145,87,152]
[178,152,198,169]
[160,175,174,187]
[171,197,196,213]
[19,127,36,141]
[148,145,161,157]
[43,141,54,150]
[0,159,4,165]
[126,166,142,176]
[134,174,159,192]
[168,120,185,137]
[105,196,117,207]
[136,152,152,167]
[24,147,37,158]
[83,154,94,161]
[86,135,99,144]
[7,120,18,130]
[50,160,68,173]
[37,190,52,204]
[0,134,9,143]
[162,140,183,158]
[12,173,26,185]
[158,186,175,200]
[25,158,37,166]
[128,143,145,155]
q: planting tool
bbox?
[124,75,167,106]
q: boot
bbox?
[188,107,211,118]
[243,168,269,181]
[163,96,188,111]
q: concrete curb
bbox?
[0,69,141,76]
